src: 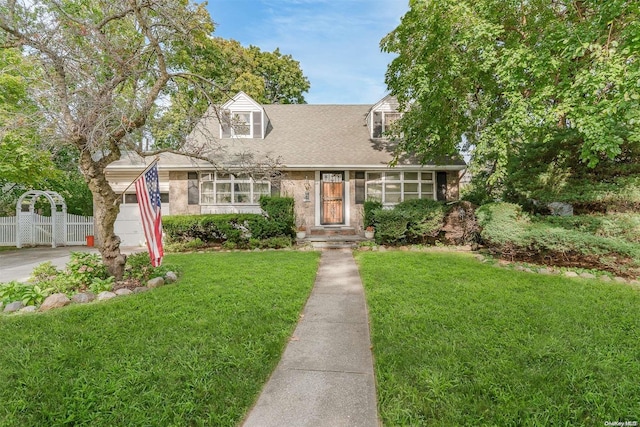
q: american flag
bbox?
[135,161,164,267]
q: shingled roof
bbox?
[107,99,466,171]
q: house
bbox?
[105,92,466,246]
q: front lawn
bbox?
[356,251,640,426]
[0,251,320,426]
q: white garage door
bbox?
[114,203,171,248]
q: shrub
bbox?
[162,196,295,246]
[396,199,448,242]
[66,252,108,288]
[124,252,176,282]
[367,199,449,245]
[364,200,383,229]
[89,277,115,294]
[373,209,410,245]
[258,196,295,238]
[0,281,27,304]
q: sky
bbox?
[206,0,408,105]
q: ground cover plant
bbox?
[356,251,640,426]
[476,202,640,278]
[0,251,320,426]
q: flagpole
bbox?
[114,156,160,205]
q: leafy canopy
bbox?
[382,0,640,188]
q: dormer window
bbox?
[372,111,401,138]
[220,92,267,139]
[221,110,264,138]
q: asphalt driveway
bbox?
[0,246,144,283]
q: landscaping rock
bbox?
[599,275,612,282]
[165,271,178,283]
[579,272,596,279]
[4,301,25,313]
[147,277,165,288]
[614,277,627,283]
[514,265,526,271]
[523,268,534,273]
[115,288,133,296]
[538,268,553,275]
[548,202,573,216]
[97,291,117,301]
[72,292,96,304]
[40,293,71,312]
[19,306,37,313]
[133,286,149,293]
[564,271,579,277]
[378,246,387,252]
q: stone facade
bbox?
[169,171,200,215]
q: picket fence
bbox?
[0,213,93,247]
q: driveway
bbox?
[0,246,144,283]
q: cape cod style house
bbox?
[105,92,466,246]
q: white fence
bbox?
[0,213,93,247]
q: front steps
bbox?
[298,226,369,249]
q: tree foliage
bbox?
[188,37,310,104]
[382,0,640,198]
[0,0,219,278]
[0,47,58,187]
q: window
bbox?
[200,172,270,205]
[371,111,402,138]
[123,193,169,204]
[365,171,434,204]
[221,110,263,138]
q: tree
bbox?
[188,37,310,104]
[0,0,220,278]
[382,0,640,199]
[0,47,58,188]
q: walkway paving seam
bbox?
[242,249,380,427]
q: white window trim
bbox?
[365,171,435,205]
[381,111,401,134]
[221,110,254,138]
[199,172,270,205]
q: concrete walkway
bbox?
[242,249,379,427]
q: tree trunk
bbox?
[81,153,127,279]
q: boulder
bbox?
[72,292,96,304]
[115,288,133,296]
[600,275,612,282]
[579,272,596,279]
[39,293,71,312]
[614,277,627,284]
[4,301,25,313]
[548,202,573,216]
[164,271,178,283]
[96,291,117,301]
[19,306,37,313]
[147,277,165,288]
[564,271,579,277]
[133,286,149,293]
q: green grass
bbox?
[356,251,640,426]
[0,251,320,426]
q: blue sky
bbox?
[206,0,408,105]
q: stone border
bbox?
[1,271,178,315]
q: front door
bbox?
[321,172,344,225]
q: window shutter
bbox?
[372,112,382,138]
[188,172,199,205]
[221,111,231,138]
[252,111,262,138]
[355,171,365,204]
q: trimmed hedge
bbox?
[368,199,450,245]
[163,196,295,248]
